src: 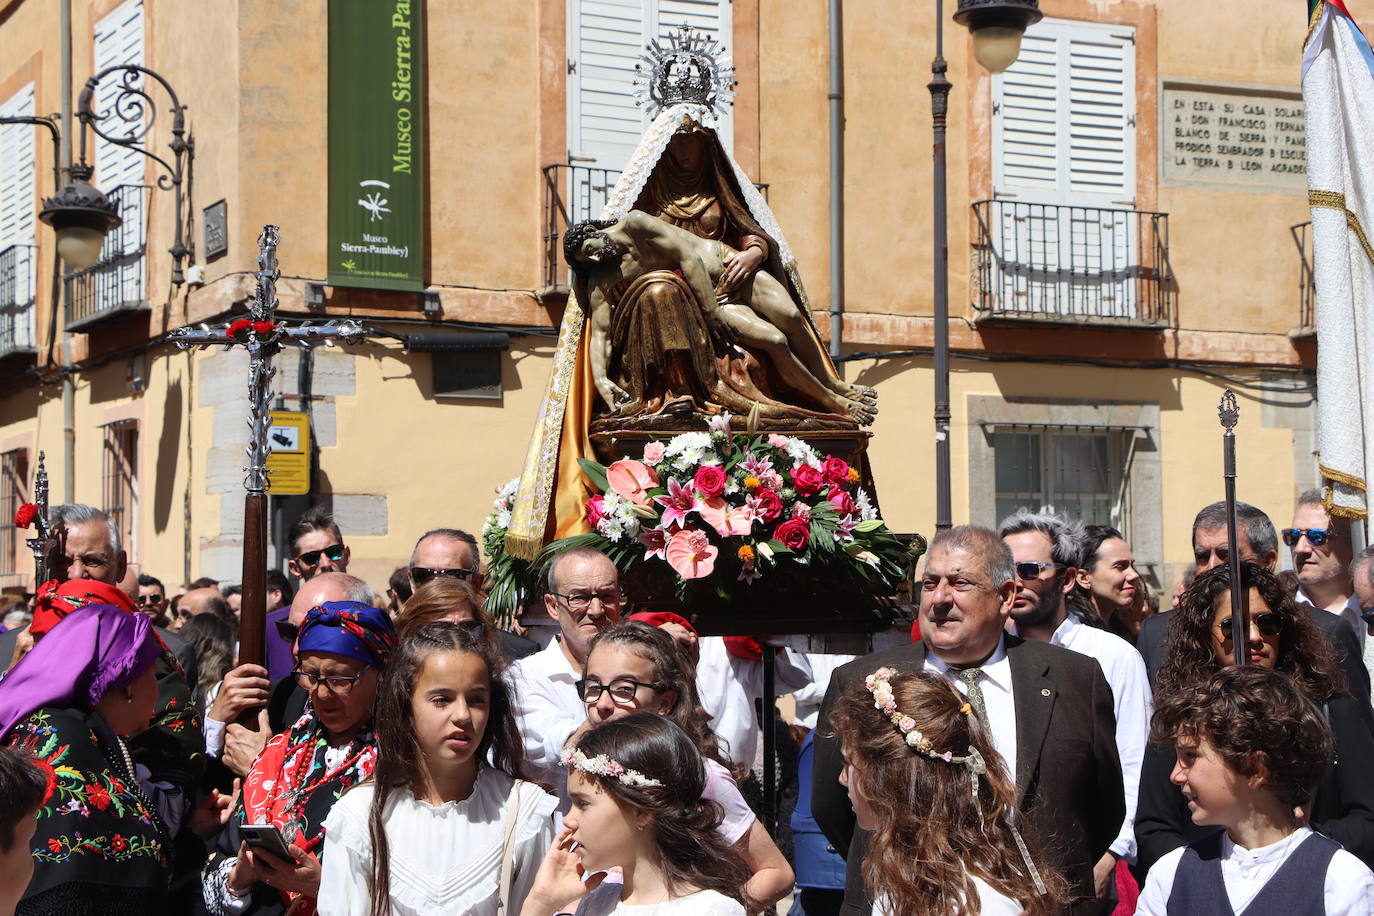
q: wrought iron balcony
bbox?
[1291,221,1316,337]
[0,243,37,359]
[971,199,1174,326]
[64,183,151,330]
[541,163,769,294]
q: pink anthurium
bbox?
[665,528,719,579]
[699,497,754,537]
[607,459,659,505]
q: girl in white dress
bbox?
[576,622,794,906]
[318,620,557,916]
[521,714,751,916]
[830,669,1066,916]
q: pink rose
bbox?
[823,457,851,486]
[585,495,607,527]
[767,433,790,448]
[665,528,719,579]
[829,488,856,516]
[642,441,666,464]
[693,465,727,498]
[753,488,784,523]
[791,464,824,497]
[608,459,659,504]
[774,517,811,551]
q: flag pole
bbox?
[1219,390,1249,664]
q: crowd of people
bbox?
[1,488,1373,915]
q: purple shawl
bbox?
[0,604,162,740]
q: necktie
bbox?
[957,667,990,730]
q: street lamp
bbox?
[38,64,193,283]
[930,0,1040,531]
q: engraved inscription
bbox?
[1162,86,1306,190]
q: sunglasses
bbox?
[1282,527,1336,547]
[1215,612,1284,638]
[296,544,346,567]
[1015,561,1055,580]
[274,619,300,643]
[136,593,164,606]
[410,566,473,586]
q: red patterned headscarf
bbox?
[29,579,138,638]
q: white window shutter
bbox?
[1067,31,1134,200]
[993,31,1061,195]
[93,0,145,195]
[0,84,37,251]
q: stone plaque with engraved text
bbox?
[1162,84,1306,191]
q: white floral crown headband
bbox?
[864,667,1047,897]
[561,747,663,788]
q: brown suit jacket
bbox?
[811,635,1124,914]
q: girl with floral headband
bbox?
[522,714,751,916]
[829,669,1066,916]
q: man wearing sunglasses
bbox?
[1288,489,1363,645]
[286,505,351,581]
[999,512,1151,906]
[406,527,480,593]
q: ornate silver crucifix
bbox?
[169,225,367,664]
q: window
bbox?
[102,420,138,559]
[992,426,1133,535]
[1,450,27,577]
[0,83,37,353]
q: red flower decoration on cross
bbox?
[14,503,37,528]
[251,320,277,336]
[227,318,252,339]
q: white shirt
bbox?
[507,637,586,791]
[871,875,1023,916]
[1298,586,1365,648]
[575,883,745,915]
[694,638,812,771]
[923,638,1018,782]
[703,757,756,846]
[1137,826,1374,915]
[317,770,557,916]
[790,653,857,729]
[1050,614,1151,862]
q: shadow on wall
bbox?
[153,377,182,533]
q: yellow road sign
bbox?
[266,411,311,495]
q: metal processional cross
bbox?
[169,226,367,665]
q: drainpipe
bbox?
[827,0,844,362]
[60,0,75,503]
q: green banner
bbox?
[327,0,424,291]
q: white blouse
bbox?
[575,883,745,915]
[317,768,557,916]
[871,875,1024,916]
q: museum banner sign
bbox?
[327,0,424,290]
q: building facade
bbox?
[0,0,1315,599]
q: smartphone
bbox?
[240,823,293,861]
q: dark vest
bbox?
[1167,830,1340,915]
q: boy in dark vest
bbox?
[1138,665,1374,914]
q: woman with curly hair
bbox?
[829,668,1065,916]
[576,622,794,908]
[1135,561,1374,873]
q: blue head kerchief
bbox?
[296,601,395,669]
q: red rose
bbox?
[227,318,252,338]
[823,457,851,486]
[774,517,811,551]
[14,503,36,528]
[753,488,783,523]
[251,321,276,335]
[585,495,607,527]
[694,465,727,498]
[87,784,111,811]
[790,464,824,497]
[828,488,856,516]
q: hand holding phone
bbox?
[240,823,293,862]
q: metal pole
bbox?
[60,0,74,505]
[827,0,845,362]
[930,1,953,531]
[1219,390,1249,662]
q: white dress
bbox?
[316,768,557,916]
[871,875,1023,916]
[575,883,745,915]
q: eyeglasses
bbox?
[1014,561,1055,580]
[296,544,347,567]
[409,566,474,586]
[1282,528,1337,547]
[552,589,622,612]
[575,677,662,705]
[292,668,367,694]
[274,619,300,643]
[1214,612,1284,638]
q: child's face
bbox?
[582,645,676,727]
[1171,736,1247,827]
[0,807,39,916]
[839,744,877,831]
[564,770,651,874]
[411,650,491,771]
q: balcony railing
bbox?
[1291,221,1316,336]
[541,163,770,292]
[64,183,150,329]
[972,199,1174,326]
[0,243,36,358]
